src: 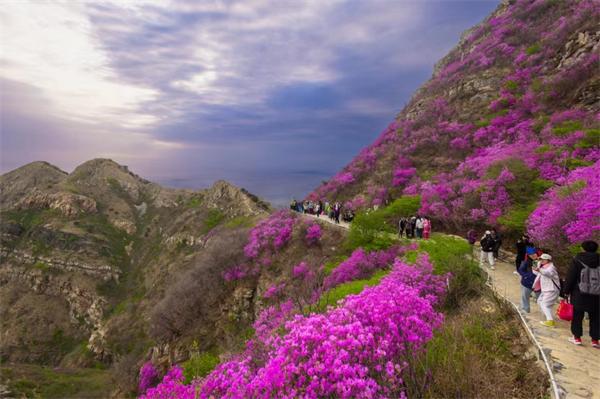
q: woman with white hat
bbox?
[533,253,561,327]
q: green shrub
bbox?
[225,216,255,228]
[316,270,389,311]
[201,209,225,233]
[497,203,537,231]
[382,195,421,218]
[552,120,583,136]
[575,128,600,149]
[525,43,540,55]
[182,352,220,383]
[504,80,519,92]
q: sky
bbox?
[0,0,499,206]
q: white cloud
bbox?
[0,1,158,129]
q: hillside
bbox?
[0,159,277,395]
[308,0,599,264]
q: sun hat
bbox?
[485,230,491,234]
[540,253,552,260]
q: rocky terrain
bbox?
[0,159,277,395]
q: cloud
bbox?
[1,0,500,204]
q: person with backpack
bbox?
[533,253,561,327]
[479,231,496,270]
[565,240,599,347]
[518,247,542,313]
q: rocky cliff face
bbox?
[309,0,599,259]
[0,159,270,371]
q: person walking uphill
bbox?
[515,234,531,272]
[534,254,561,327]
[422,217,431,239]
[518,248,541,313]
[565,240,600,347]
[480,231,496,270]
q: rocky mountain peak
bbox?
[0,161,67,209]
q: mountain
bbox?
[0,159,273,392]
[308,0,599,263]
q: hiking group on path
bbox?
[476,229,599,349]
[293,198,599,349]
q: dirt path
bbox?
[480,251,599,399]
[301,212,350,230]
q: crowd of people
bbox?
[290,199,355,223]
[291,198,598,348]
[474,230,599,348]
[398,216,432,239]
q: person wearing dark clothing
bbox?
[565,241,600,347]
[518,248,541,313]
[408,216,417,239]
[398,217,408,238]
[515,234,531,271]
[491,228,502,259]
[480,231,496,269]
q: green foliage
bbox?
[202,209,225,233]
[344,196,421,251]
[557,180,586,198]
[225,216,255,228]
[498,203,537,231]
[383,195,421,218]
[525,43,541,55]
[51,329,79,356]
[552,120,583,136]
[504,80,519,92]
[474,118,490,128]
[186,197,203,208]
[486,159,552,205]
[575,128,600,149]
[316,270,389,311]
[323,255,349,276]
[534,144,552,154]
[565,158,593,170]
[1,365,111,398]
[182,352,220,384]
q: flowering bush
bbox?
[140,366,199,399]
[138,362,159,395]
[528,161,600,251]
[305,223,322,246]
[243,211,296,259]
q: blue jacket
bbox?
[518,259,536,289]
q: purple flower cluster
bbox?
[528,161,600,249]
[138,361,159,395]
[324,244,418,290]
[305,223,322,246]
[194,255,446,398]
[139,366,198,399]
[244,211,297,259]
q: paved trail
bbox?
[481,252,599,399]
[302,212,599,398]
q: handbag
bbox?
[556,298,573,321]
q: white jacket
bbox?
[533,262,560,293]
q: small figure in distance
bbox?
[480,230,496,270]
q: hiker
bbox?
[415,216,424,239]
[290,199,297,211]
[565,240,599,347]
[407,216,416,238]
[398,217,408,238]
[334,202,341,224]
[533,253,561,327]
[518,247,542,313]
[491,228,502,259]
[318,201,324,217]
[515,234,531,273]
[315,202,321,217]
[422,217,431,239]
[479,231,496,270]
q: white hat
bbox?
[485,230,491,234]
[540,253,552,260]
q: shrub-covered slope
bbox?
[308,0,599,262]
